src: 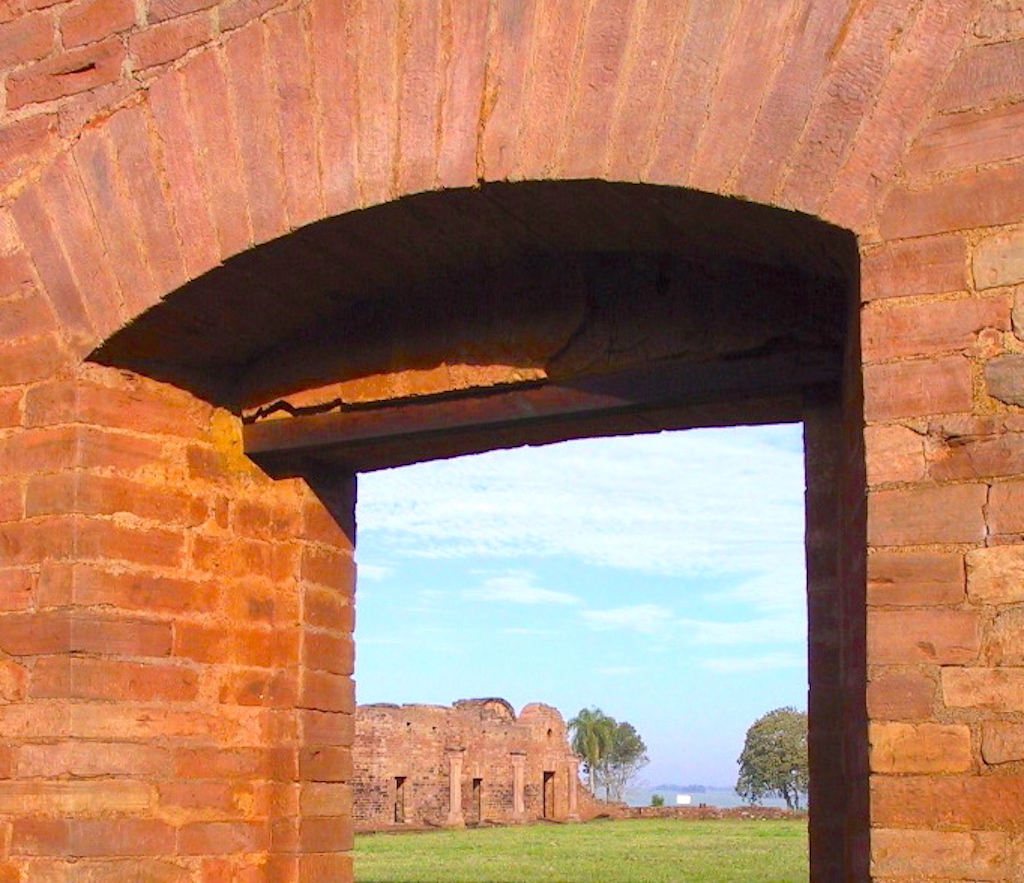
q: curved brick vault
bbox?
[2,0,1024,881]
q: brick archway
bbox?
[2,2,1023,881]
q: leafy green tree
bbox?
[600,720,649,802]
[736,707,808,810]
[568,707,615,793]
[569,709,649,801]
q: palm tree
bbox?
[568,707,615,794]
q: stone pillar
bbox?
[511,752,526,822]
[566,759,580,821]
[446,749,465,827]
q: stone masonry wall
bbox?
[352,699,595,830]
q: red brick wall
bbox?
[3,1,1024,881]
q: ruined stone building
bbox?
[3,1,1024,880]
[353,699,596,830]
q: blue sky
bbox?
[353,423,808,789]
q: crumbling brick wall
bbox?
[352,699,592,829]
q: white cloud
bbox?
[357,563,394,581]
[678,613,806,646]
[582,604,675,635]
[701,652,806,673]
[357,425,805,578]
[464,572,580,606]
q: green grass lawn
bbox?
[356,818,808,883]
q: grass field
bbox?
[356,818,808,883]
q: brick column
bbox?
[861,227,1024,880]
[566,759,579,820]
[0,365,358,881]
[510,752,526,822]
[446,749,465,827]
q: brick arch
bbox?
[6,1,1024,881]
[6,0,976,359]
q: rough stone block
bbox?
[864,425,926,485]
[967,545,1024,604]
[974,228,1024,290]
[989,480,1024,534]
[985,607,1024,666]
[982,722,1024,765]
[985,354,1024,406]
[943,667,1024,712]
[871,828,1008,879]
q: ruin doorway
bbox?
[94,180,865,880]
[542,772,556,820]
[471,778,483,825]
[394,777,407,824]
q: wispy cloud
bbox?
[701,652,806,673]
[582,604,675,635]
[357,426,805,578]
[465,572,581,606]
[357,563,394,582]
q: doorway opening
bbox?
[92,179,865,879]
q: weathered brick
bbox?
[863,356,974,421]
[0,569,34,611]
[868,608,979,665]
[300,671,354,714]
[860,238,962,303]
[943,667,1024,712]
[928,426,1024,480]
[939,38,1024,113]
[985,607,1024,666]
[17,741,170,777]
[299,746,352,783]
[869,721,972,773]
[178,822,268,855]
[871,828,1008,879]
[179,49,252,259]
[129,11,211,71]
[265,8,323,229]
[880,162,1024,239]
[871,772,1024,828]
[862,295,1009,362]
[60,0,134,48]
[867,551,964,606]
[76,520,185,568]
[5,37,125,108]
[173,621,275,667]
[70,819,175,857]
[222,17,286,245]
[0,781,151,815]
[974,1,1024,40]
[0,334,64,385]
[304,631,354,676]
[0,11,54,67]
[64,564,219,613]
[989,479,1024,534]
[146,69,221,278]
[31,657,197,701]
[147,0,215,24]
[867,483,987,546]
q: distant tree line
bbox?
[568,707,648,803]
